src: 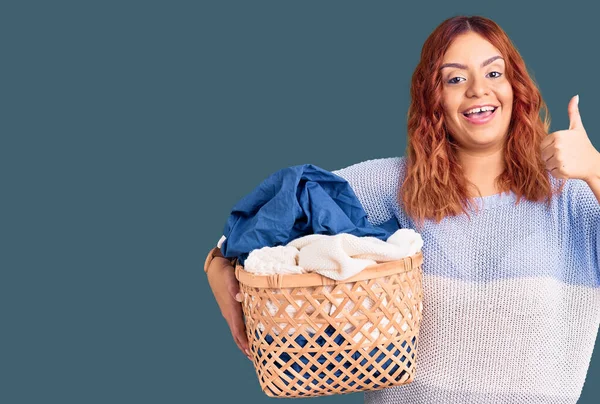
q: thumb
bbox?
[228,277,243,302]
[568,94,583,130]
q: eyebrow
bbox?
[440,55,504,70]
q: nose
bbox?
[466,75,489,98]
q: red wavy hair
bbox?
[401,15,564,229]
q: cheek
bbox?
[442,107,459,128]
[494,82,513,105]
[500,89,513,116]
[441,92,461,118]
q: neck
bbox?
[456,147,506,197]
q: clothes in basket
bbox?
[228,164,423,397]
[219,164,399,264]
[245,229,423,280]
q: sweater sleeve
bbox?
[566,179,600,279]
[332,157,405,228]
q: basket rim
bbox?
[235,250,423,289]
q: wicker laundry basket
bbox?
[234,251,424,398]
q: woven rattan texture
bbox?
[238,256,423,397]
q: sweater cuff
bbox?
[217,235,226,248]
[204,247,225,273]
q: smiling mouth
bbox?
[462,107,498,117]
[462,106,498,125]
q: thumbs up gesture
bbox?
[541,95,600,183]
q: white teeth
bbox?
[464,106,496,115]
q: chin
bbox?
[472,133,508,147]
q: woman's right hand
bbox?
[205,251,252,360]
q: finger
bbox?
[228,313,250,353]
[540,134,555,152]
[229,304,249,346]
[233,335,252,360]
[546,155,561,171]
[232,325,252,360]
[231,319,249,352]
[550,166,568,180]
[231,299,252,360]
[568,94,583,130]
[227,274,243,302]
[546,156,569,179]
[541,145,554,163]
[229,282,242,302]
[232,334,244,353]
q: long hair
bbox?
[402,15,564,229]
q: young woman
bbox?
[205,15,600,404]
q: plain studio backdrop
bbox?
[2,1,599,403]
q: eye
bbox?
[447,77,465,84]
[447,71,503,85]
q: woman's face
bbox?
[440,32,513,153]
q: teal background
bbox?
[3,1,599,403]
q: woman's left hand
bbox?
[541,95,600,183]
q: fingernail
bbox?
[245,349,251,356]
[235,292,243,302]
[576,94,579,105]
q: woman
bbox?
[205,15,600,403]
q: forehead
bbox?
[442,32,503,64]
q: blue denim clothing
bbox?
[220,164,398,263]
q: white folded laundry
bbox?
[244,229,423,280]
[243,245,305,275]
[288,228,423,281]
